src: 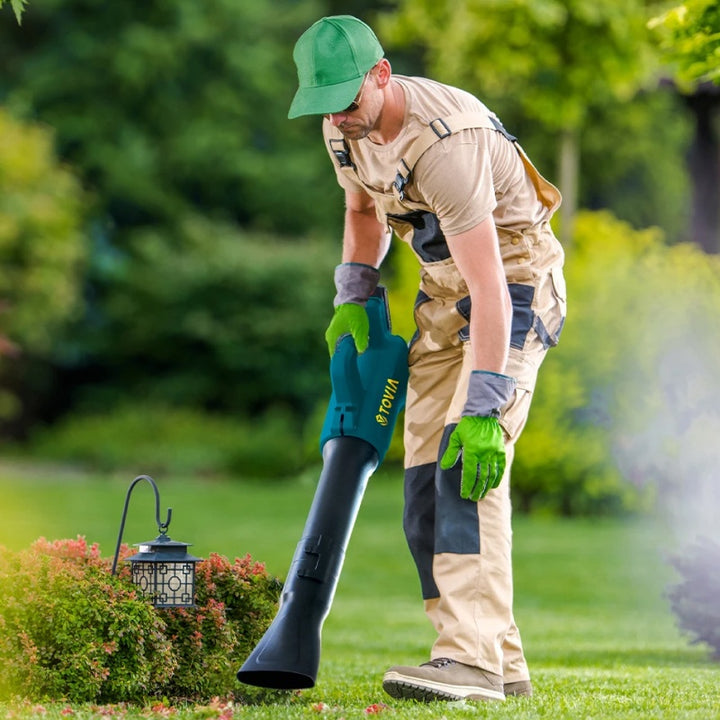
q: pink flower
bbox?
[364,703,389,714]
[145,702,177,717]
[198,698,234,719]
[90,705,119,717]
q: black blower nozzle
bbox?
[236,436,378,689]
[236,288,408,689]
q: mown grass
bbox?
[0,460,718,719]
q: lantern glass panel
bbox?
[131,561,156,596]
[131,559,196,608]
[156,561,196,607]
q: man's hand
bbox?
[325,302,370,356]
[440,415,507,501]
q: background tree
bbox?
[0,109,87,431]
[651,0,720,86]
[0,0,344,431]
[67,218,335,417]
[1,0,339,238]
[380,0,663,244]
[650,0,720,252]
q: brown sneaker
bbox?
[382,657,505,702]
[504,679,533,697]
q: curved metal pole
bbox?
[111,474,172,575]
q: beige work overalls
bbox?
[329,111,566,680]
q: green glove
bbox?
[325,302,370,356]
[440,415,507,501]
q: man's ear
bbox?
[374,58,392,89]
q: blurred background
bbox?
[1,0,720,546]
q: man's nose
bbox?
[326,112,347,126]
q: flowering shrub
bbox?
[0,537,174,703]
[161,552,282,701]
[0,538,281,704]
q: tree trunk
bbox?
[683,84,720,254]
[558,127,580,248]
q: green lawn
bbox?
[0,459,718,719]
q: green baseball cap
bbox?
[288,15,384,119]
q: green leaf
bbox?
[9,0,28,24]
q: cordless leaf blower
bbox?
[236,287,408,690]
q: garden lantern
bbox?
[111,474,201,608]
[125,533,200,608]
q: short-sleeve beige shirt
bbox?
[322,76,549,236]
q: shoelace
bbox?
[421,657,456,669]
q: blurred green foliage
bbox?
[510,210,720,514]
[1,0,339,236]
[67,219,336,415]
[382,0,658,132]
[578,89,692,241]
[380,0,692,241]
[0,109,87,422]
[0,0,348,432]
[650,0,720,88]
[27,403,311,479]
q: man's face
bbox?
[325,71,381,140]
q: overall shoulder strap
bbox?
[392,111,508,201]
[392,111,560,213]
[327,112,501,186]
[327,110,561,214]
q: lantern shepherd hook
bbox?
[111,474,172,575]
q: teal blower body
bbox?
[319,288,408,461]
[237,288,408,689]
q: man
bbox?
[288,15,566,703]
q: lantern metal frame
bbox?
[111,474,200,608]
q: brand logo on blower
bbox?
[375,378,400,426]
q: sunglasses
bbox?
[338,73,369,114]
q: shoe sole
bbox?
[383,671,505,702]
[504,680,533,697]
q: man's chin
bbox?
[339,125,370,141]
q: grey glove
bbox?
[332,262,380,307]
[462,370,516,418]
[325,263,380,355]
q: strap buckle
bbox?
[393,159,411,201]
[489,115,518,143]
[429,117,452,139]
[329,138,355,169]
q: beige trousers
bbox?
[401,221,565,679]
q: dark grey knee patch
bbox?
[435,424,481,555]
[404,463,439,599]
